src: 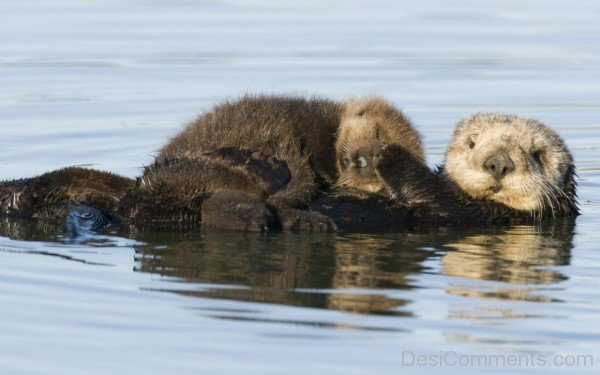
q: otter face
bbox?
[334,96,424,193]
[444,113,575,213]
[335,115,385,193]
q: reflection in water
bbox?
[0,217,576,317]
[0,217,64,241]
[442,219,575,303]
[131,229,433,316]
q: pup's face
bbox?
[444,113,574,213]
[335,116,386,193]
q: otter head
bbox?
[335,96,425,193]
[444,113,577,215]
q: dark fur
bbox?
[0,97,579,234]
[114,94,349,231]
[312,144,578,231]
[0,167,133,222]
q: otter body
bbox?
[118,95,341,231]
[116,94,423,231]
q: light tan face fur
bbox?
[335,97,424,193]
[335,114,385,192]
[444,113,573,212]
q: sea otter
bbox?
[334,96,424,193]
[315,112,578,230]
[117,94,423,231]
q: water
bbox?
[1,0,600,374]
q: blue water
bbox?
[1,1,600,374]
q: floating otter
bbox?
[334,97,424,193]
[315,112,578,230]
[117,94,423,231]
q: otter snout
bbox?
[484,149,515,181]
[355,147,374,170]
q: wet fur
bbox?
[334,96,424,193]
[445,113,577,215]
[0,106,578,233]
[0,167,133,222]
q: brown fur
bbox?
[0,167,133,221]
[118,94,420,232]
[158,94,342,209]
[334,96,424,193]
[115,95,349,231]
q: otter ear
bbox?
[467,134,478,149]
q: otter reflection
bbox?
[132,230,434,316]
[0,217,64,241]
[441,218,575,302]
[0,217,576,315]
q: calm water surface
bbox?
[1,1,600,374]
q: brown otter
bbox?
[116,95,343,231]
[334,96,424,193]
[318,112,578,230]
[117,94,424,231]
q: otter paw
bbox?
[65,205,113,237]
[373,143,419,176]
[278,209,338,233]
[245,151,292,194]
[201,190,278,232]
[372,143,399,168]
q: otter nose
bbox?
[484,149,515,180]
[355,148,373,169]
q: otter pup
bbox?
[334,97,424,193]
[117,94,424,231]
[117,95,344,231]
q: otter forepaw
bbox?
[245,151,292,194]
[65,204,113,237]
[372,143,406,170]
[278,209,338,233]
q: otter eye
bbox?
[343,157,351,167]
[467,134,477,149]
[532,150,543,164]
